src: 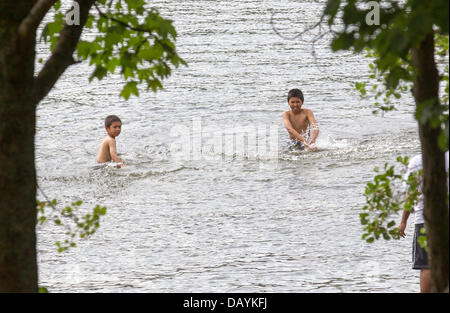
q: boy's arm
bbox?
[307,110,319,144]
[108,138,123,163]
[281,112,309,145]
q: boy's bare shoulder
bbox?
[303,108,316,117]
[103,136,115,144]
[282,110,290,117]
[98,136,114,151]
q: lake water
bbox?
[36,0,427,292]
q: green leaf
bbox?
[138,43,164,60]
[105,58,120,73]
[89,66,108,82]
[77,41,103,59]
[331,32,355,51]
[120,81,139,99]
[438,132,448,151]
[324,0,341,17]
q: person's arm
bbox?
[108,138,123,164]
[399,157,417,237]
[398,209,410,238]
[281,112,311,147]
[307,110,319,145]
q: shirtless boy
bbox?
[96,115,124,165]
[282,88,319,150]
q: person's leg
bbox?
[420,269,431,293]
[413,224,430,292]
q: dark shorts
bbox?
[287,139,305,150]
[412,223,429,270]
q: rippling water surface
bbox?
[36,0,425,292]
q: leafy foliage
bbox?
[35,0,187,259]
[354,36,449,150]
[360,156,423,243]
[37,199,107,253]
[40,0,187,100]
[324,0,449,151]
[325,1,449,248]
[354,48,411,115]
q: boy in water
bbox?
[282,88,319,150]
[96,115,125,165]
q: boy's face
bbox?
[288,97,303,114]
[106,121,122,138]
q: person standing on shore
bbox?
[398,150,449,292]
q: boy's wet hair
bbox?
[105,115,122,128]
[287,89,304,102]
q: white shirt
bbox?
[405,151,449,224]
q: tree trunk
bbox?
[412,33,449,293]
[0,1,38,292]
[0,0,95,292]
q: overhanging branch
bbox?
[18,0,58,40]
[93,3,156,37]
[33,0,96,104]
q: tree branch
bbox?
[93,3,155,36]
[270,10,326,41]
[33,0,96,104]
[18,0,58,40]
